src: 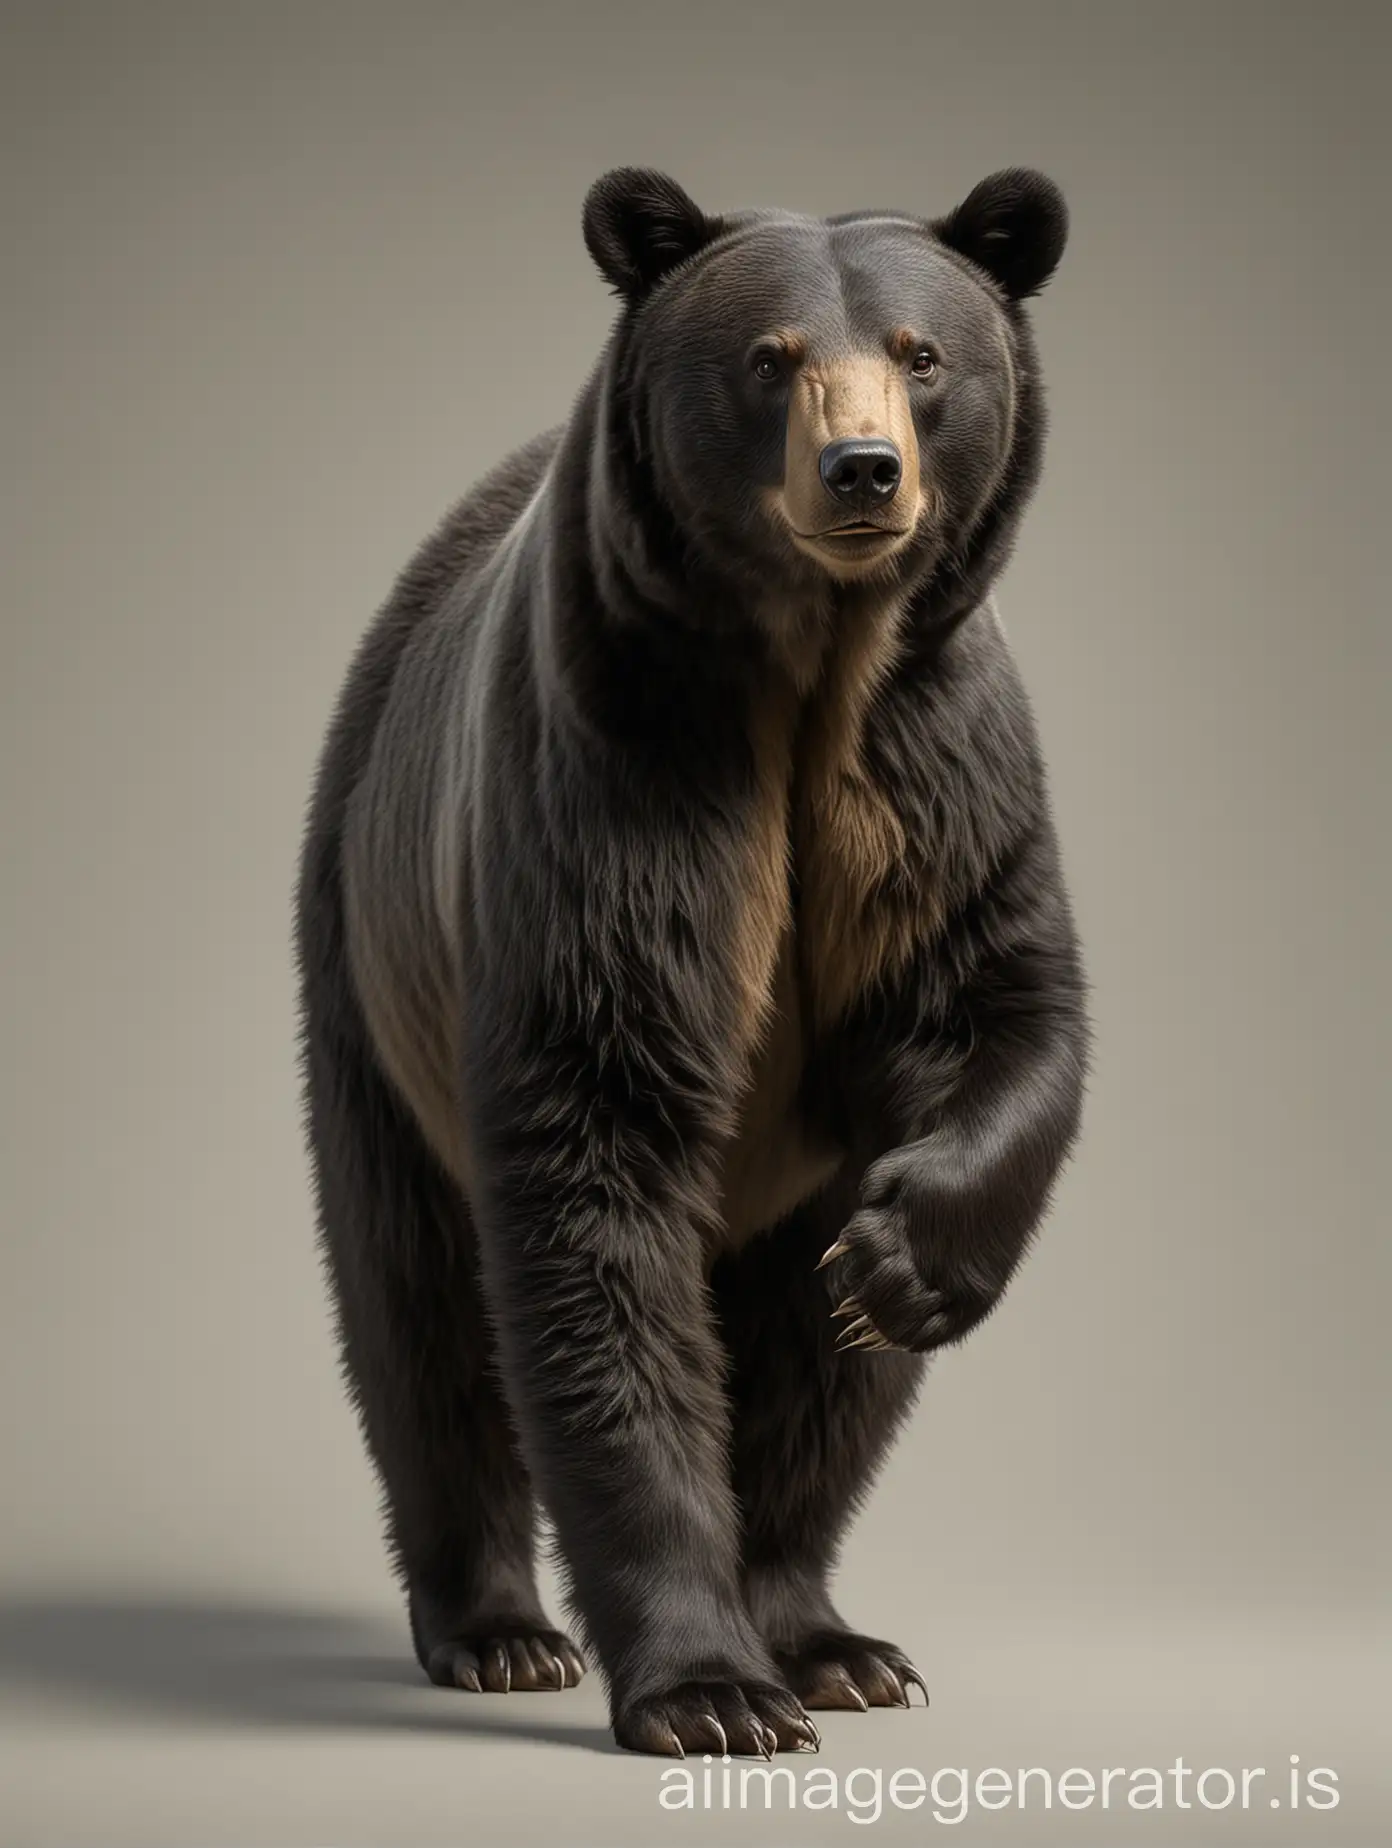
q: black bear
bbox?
[294,166,1091,1759]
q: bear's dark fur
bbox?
[294,166,1091,1757]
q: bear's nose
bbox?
[818,437,903,514]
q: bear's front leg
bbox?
[463,988,819,1759]
[824,902,1091,1356]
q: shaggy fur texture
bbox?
[294,166,1092,1758]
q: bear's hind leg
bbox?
[712,1180,929,1712]
[297,852,584,1694]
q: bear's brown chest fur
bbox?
[713,594,940,1250]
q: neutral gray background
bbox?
[2,1,1387,1843]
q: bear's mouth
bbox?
[783,513,917,580]
[798,521,909,544]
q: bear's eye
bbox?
[910,347,937,379]
[751,348,783,383]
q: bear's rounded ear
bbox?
[931,169,1068,301]
[582,167,722,301]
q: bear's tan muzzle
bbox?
[776,354,922,568]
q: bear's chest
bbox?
[712,600,938,1250]
[713,916,841,1248]
[727,596,933,1054]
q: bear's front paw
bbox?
[614,1679,820,1758]
[818,1147,1004,1354]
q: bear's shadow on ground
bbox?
[0,1598,617,1754]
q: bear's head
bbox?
[582,166,1066,616]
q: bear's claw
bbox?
[424,1626,586,1693]
[615,1680,819,1757]
[776,1631,930,1712]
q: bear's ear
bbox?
[931,169,1068,301]
[582,167,722,301]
